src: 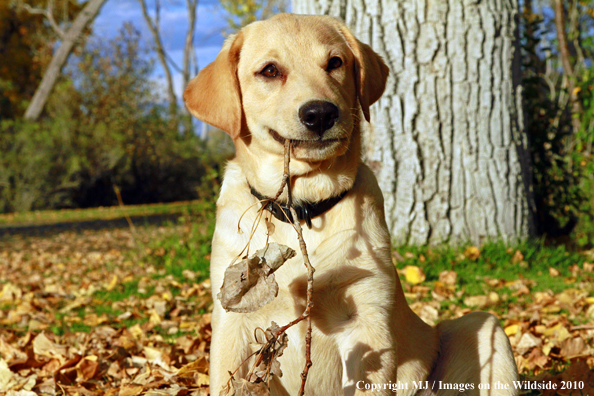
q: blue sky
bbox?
[92,0,229,100]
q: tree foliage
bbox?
[0,0,81,119]
[0,24,225,213]
[219,0,288,33]
[521,0,594,246]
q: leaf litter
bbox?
[1,224,593,394]
[1,223,213,395]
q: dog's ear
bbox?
[339,26,389,122]
[184,33,244,139]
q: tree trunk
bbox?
[293,0,535,245]
[139,0,178,118]
[554,0,582,134]
[182,0,199,134]
[23,0,108,121]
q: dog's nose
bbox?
[299,101,339,135]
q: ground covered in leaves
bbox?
[1,214,594,395]
[1,217,213,396]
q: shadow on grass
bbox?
[0,213,182,238]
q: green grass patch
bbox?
[395,239,587,295]
[145,206,215,283]
[0,200,207,227]
[93,280,148,302]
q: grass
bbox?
[394,239,588,297]
[1,199,217,337]
[2,201,593,388]
[74,204,216,336]
[0,199,208,227]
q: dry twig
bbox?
[19,0,66,38]
[220,138,315,395]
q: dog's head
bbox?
[184,14,389,166]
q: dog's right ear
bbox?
[184,33,244,140]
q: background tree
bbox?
[21,0,108,121]
[521,0,594,246]
[138,0,199,133]
[294,0,535,245]
[220,0,287,32]
[0,0,81,119]
[0,24,218,212]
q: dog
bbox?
[184,13,519,396]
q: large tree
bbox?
[294,0,535,245]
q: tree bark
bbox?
[23,0,108,121]
[293,0,535,245]
[554,0,582,134]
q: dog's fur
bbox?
[184,13,519,396]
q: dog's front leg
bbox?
[208,306,252,396]
[336,304,397,396]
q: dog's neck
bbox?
[236,131,361,205]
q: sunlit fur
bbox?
[184,13,519,396]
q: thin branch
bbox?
[271,139,314,395]
[570,324,594,331]
[183,0,199,89]
[138,0,177,116]
[223,138,316,395]
[273,139,292,202]
[20,0,66,38]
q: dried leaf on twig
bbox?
[218,243,296,313]
[251,322,288,380]
[222,377,270,396]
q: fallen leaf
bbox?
[177,356,209,377]
[0,358,14,390]
[559,337,592,358]
[511,250,524,264]
[516,332,542,355]
[417,304,439,326]
[438,270,457,286]
[504,324,520,336]
[464,295,489,308]
[526,347,549,369]
[488,291,500,304]
[33,333,69,362]
[119,385,145,396]
[549,267,560,277]
[0,283,22,302]
[77,357,100,381]
[105,275,118,291]
[404,266,426,285]
[463,246,480,261]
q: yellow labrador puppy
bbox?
[184,13,518,396]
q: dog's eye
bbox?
[260,64,279,78]
[327,57,343,71]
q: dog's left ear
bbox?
[339,25,390,122]
[184,32,244,139]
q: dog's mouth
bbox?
[269,129,345,149]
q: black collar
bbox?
[249,186,349,229]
